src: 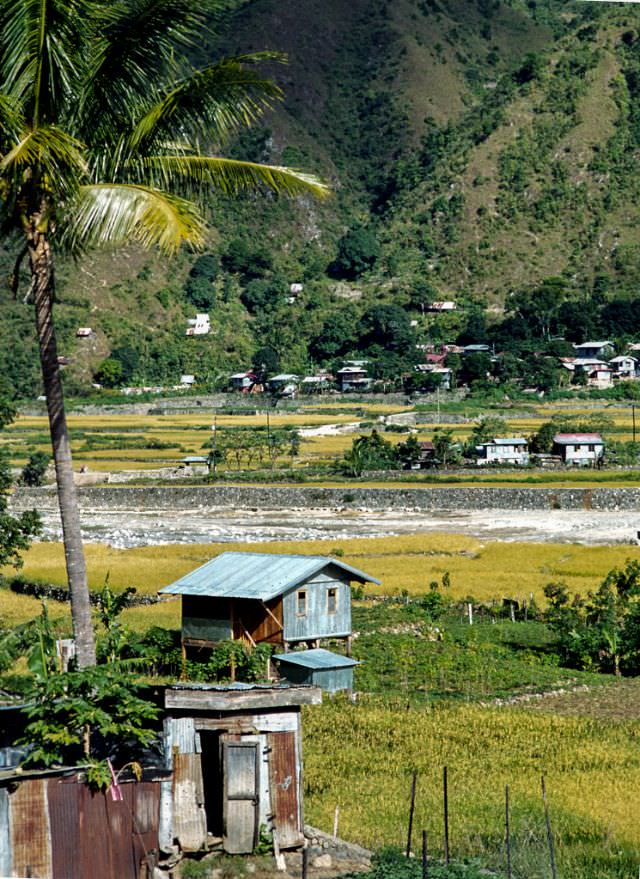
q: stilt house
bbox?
[160,551,380,656]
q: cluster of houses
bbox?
[475,433,605,467]
[229,361,372,397]
[0,551,377,878]
[558,341,639,388]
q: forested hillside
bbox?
[4,0,640,397]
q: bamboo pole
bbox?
[406,770,418,857]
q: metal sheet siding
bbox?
[10,778,52,878]
[183,595,232,642]
[283,573,351,642]
[160,552,379,600]
[267,731,302,849]
[0,787,10,877]
[48,776,80,879]
[312,667,354,693]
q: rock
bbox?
[312,854,333,869]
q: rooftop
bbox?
[159,551,381,600]
[553,433,603,444]
[274,649,359,670]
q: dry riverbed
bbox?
[26,504,640,548]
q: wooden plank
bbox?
[165,687,322,712]
[222,741,259,854]
[268,731,303,849]
[172,753,207,852]
[10,778,52,878]
[252,712,299,733]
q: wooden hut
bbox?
[161,683,321,855]
[274,648,359,693]
[160,551,380,656]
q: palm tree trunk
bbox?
[28,225,96,668]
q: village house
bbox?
[300,373,332,394]
[573,341,614,360]
[267,374,299,397]
[426,301,456,312]
[609,355,638,379]
[336,365,371,392]
[475,437,529,466]
[552,433,604,466]
[75,327,93,338]
[229,371,260,393]
[185,313,211,336]
[159,551,380,657]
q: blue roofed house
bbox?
[160,551,380,658]
[274,647,359,693]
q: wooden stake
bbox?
[406,770,418,857]
[443,766,450,865]
[333,805,340,840]
[422,829,428,879]
[302,846,309,879]
[505,785,512,879]
[541,776,558,879]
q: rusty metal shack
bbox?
[160,551,380,655]
[0,683,321,879]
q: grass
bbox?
[302,699,640,879]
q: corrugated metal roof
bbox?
[491,437,527,445]
[274,649,359,670]
[160,552,380,599]
[553,433,603,444]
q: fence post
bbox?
[406,770,418,857]
[422,829,428,879]
[541,776,558,879]
[505,784,512,879]
[443,766,450,865]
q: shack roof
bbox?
[274,648,359,670]
[159,551,381,600]
[164,681,322,711]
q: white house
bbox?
[552,433,604,466]
[427,301,457,312]
[186,313,211,336]
[475,437,529,466]
[230,371,258,392]
[609,355,638,378]
[76,327,93,337]
[337,366,370,392]
[587,364,612,389]
[268,374,299,397]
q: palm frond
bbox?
[143,155,330,200]
[1,124,86,198]
[64,183,206,254]
[0,92,24,143]
[124,55,286,156]
[78,0,208,133]
[0,0,93,123]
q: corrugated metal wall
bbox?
[0,775,160,879]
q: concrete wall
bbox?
[12,484,640,512]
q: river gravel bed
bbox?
[30,506,640,548]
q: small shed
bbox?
[274,649,359,693]
[160,551,380,654]
[162,683,321,854]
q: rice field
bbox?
[3,533,639,629]
[302,699,640,878]
[5,399,640,474]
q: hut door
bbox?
[221,740,259,853]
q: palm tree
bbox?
[0,0,328,667]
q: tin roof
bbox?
[553,433,603,444]
[159,551,381,599]
[274,648,359,670]
[491,437,527,445]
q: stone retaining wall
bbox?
[11,484,640,513]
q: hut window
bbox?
[296,589,307,616]
[327,587,338,614]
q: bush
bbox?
[19,452,50,486]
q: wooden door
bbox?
[222,740,259,853]
[268,731,302,848]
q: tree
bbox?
[330,226,379,279]
[20,451,50,487]
[94,357,124,388]
[0,0,327,667]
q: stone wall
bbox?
[12,484,640,513]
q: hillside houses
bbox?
[475,437,529,466]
